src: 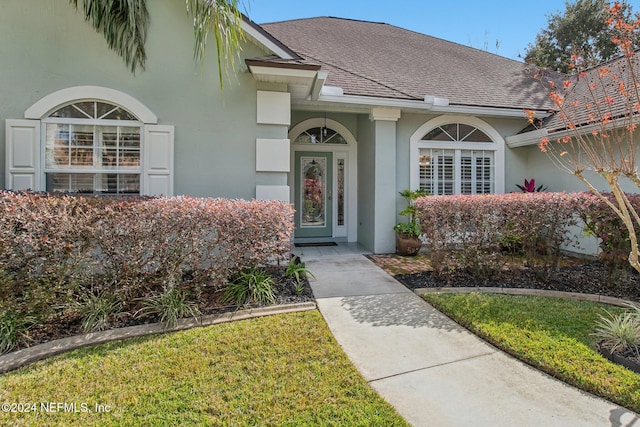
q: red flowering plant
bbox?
[516,178,547,193]
[529,2,640,273]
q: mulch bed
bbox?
[395,261,640,303]
[23,267,314,351]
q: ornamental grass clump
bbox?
[593,309,640,357]
[0,309,33,354]
[73,288,125,333]
[137,284,201,329]
[223,267,276,306]
[285,256,315,295]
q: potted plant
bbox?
[394,189,428,256]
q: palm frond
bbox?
[69,0,149,73]
[185,0,245,89]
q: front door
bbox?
[294,151,333,238]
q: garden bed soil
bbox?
[395,261,640,303]
[24,267,314,351]
[597,343,640,373]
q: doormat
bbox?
[294,242,338,247]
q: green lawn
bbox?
[423,293,640,412]
[0,311,408,426]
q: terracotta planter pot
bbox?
[395,233,422,256]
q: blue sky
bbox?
[242,0,566,61]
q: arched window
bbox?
[410,116,505,195]
[7,86,174,196]
[44,101,142,194]
[294,127,347,145]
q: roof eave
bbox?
[246,61,324,101]
[310,91,550,118]
[241,16,301,60]
[505,128,549,148]
[506,115,640,148]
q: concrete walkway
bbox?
[293,244,640,427]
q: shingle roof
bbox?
[543,52,640,132]
[260,17,554,111]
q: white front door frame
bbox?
[289,118,357,242]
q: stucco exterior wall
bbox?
[1,0,265,199]
[482,117,531,193]
[521,143,637,193]
[395,113,437,192]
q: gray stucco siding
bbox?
[1,0,265,199]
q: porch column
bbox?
[370,107,400,254]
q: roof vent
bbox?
[424,95,449,107]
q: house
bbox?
[0,1,611,254]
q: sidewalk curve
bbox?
[302,251,640,427]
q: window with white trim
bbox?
[418,123,495,195]
[43,101,142,194]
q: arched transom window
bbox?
[418,123,495,195]
[44,101,142,194]
[294,127,347,145]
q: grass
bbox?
[0,311,408,426]
[423,293,640,412]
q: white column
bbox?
[369,108,401,254]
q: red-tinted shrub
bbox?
[415,193,582,281]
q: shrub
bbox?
[420,195,507,279]
[415,192,581,281]
[502,192,582,281]
[0,192,294,330]
[577,192,640,283]
[0,193,96,311]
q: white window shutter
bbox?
[5,119,41,191]
[143,124,174,196]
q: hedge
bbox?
[414,192,583,281]
[577,192,640,281]
[0,192,294,320]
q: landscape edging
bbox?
[0,302,317,374]
[414,287,640,308]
